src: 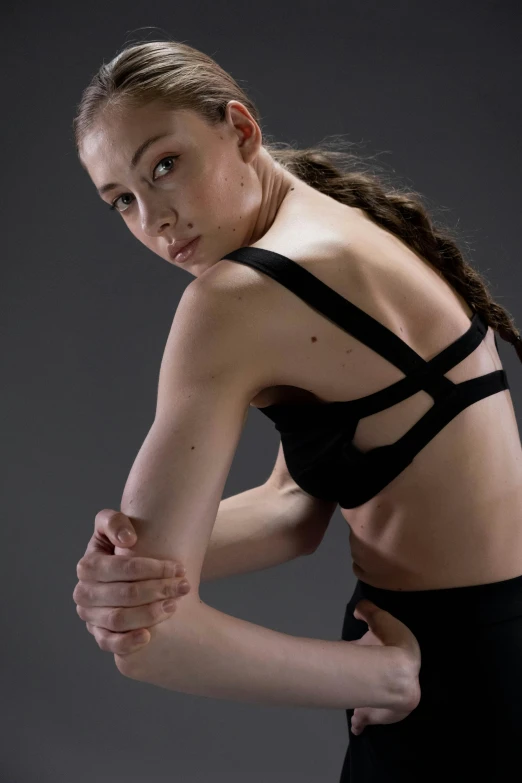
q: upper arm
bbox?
[119,278,269,591]
[265,438,338,553]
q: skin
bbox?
[79,98,306,279]
[78,101,422,728]
[74,88,520,734]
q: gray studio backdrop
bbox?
[3,2,521,782]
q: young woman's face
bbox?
[80,100,271,277]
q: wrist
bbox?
[383,648,421,712]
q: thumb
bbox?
[101,509,137,547]
[355,599,412,650]
[115,526,136,545]
[353,599,379,622]
[85,509,136,557]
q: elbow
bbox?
[114,652,142,679]
[113,637,159,681]
[114,591,204,683]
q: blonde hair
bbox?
[73,39,522,362]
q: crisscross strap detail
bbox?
[225,246,489,405]
[223,246,510,507]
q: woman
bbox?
[72,40,522,781]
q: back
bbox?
[216,187,522,591]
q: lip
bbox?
[167,236,201,262]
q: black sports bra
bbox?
[223,246,510,509]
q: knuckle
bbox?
[124,582,139,602]
[76,560,89,580]
[151,601,164,619]
[123,557,140,578]
[74,584,87,603]
[95,629,110,652]
[96,508,116,524]
[108,607,126,630]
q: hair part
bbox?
[73,38,522,362]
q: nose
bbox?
[140,197,175,238]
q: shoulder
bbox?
[189,245,303,343]
[183,255,269,336]
[195,250,269,299]
[178,231,360,384]
[167,259,277,400]
[186,233,356,344]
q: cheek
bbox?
[128,223,145,242]
[200,154,246,211]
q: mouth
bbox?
[167,236,201,263]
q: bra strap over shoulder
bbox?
[224,246,489,401]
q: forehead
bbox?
[80,102,209,180]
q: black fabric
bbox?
[339,573,522,781]
[224,247,510,509]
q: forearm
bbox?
[200,484,313,583]
[117,596,408,711]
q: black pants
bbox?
[339,572,522,782]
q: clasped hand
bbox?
[73,509,191,655]
[73,508,421,732]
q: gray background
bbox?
[3,1,521,781]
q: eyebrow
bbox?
[97,133,172,196]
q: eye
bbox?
[108,156,179,213]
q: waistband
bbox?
[348,571,522,627]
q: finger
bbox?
[77,595,179,633]
[74,576,190,608]
[351,709,367,736]
[353,599,379,621]
[77,551,184,583]
[354,600,412,651]
[95,508,137,547]
[81,509,136,561]
[87,621,151,655]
